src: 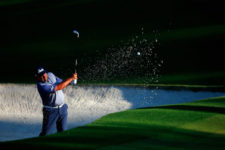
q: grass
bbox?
[1,95,225,149]
[1,1,225,149]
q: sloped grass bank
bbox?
[1,96,225,150]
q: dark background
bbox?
[1,0,225,83]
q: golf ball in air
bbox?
[137,52,141,55]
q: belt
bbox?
[43,103,64,109]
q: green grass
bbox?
[1,96,225,149]
[1,1,225,149]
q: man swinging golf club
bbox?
[36,67,77,136]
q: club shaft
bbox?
[75,59,77,73]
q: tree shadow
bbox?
[2,123,225,150]
[141,105,225,115]
[117,86,225,109]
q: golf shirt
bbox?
[37,72,65,107]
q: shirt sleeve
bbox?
[56,76,63,84]
[48,72,63,84]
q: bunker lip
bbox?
[0,84,225,142]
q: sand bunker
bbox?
[0,84,224,141]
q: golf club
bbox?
[73,59,78,85]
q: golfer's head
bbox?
[36,67,48,82]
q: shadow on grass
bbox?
[142,105,225,115]
[2,123,225,150]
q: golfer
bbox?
[36,67,77,136]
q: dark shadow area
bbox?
[1,124,225,150]
[118,86,225,109]
[144,105,225,115]
[1,0,225,83]
[0,121,41,142]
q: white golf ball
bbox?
[137,52,141,55]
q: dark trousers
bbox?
[39,104,68,136]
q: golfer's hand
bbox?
[72,73,78,80]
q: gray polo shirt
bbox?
[37,72,64,107]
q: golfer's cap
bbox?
[36,67,47,76]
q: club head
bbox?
[73,30,79,38]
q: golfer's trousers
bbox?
[39,104,68,136]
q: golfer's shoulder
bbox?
[47,72,56,78]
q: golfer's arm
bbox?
[55,77,73,91]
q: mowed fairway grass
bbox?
[1,0,225,149]
[1,95,225,149]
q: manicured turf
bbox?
[1,95,225,149]
[1,1,225,149]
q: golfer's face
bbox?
[39,73,48,82]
